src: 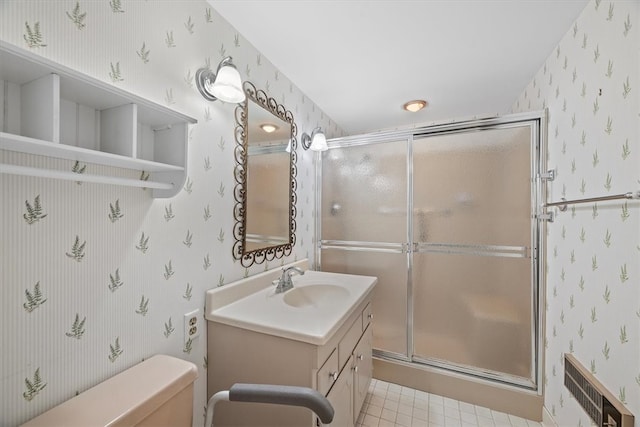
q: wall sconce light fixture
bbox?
[195,57,245,103]
[301,127,328,151]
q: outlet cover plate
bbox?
[184,309,200,343]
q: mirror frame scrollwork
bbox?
[232,81,297,267]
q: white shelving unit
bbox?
[0,41,196,198]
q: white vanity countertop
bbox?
[205,267,377,345]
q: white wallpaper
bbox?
[0,1,343,425]
[511,0,639,424]
[3,1,638,426]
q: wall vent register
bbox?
[564,354,634,427]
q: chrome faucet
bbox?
[274,266,305,294]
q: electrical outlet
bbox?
[184,309,200,343]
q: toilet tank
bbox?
[21,355,198,427]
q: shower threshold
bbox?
[372,354,543,422]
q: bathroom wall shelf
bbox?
[0,41,197,198]
[0,163,173,190]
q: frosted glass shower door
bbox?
[320,139,409,357]
[412,126,534,383]
[318,114,543,389]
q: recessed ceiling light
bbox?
[403,100,427,112]
[260,123,278,133]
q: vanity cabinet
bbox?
[0,41,196,198]
[207,299,373,427]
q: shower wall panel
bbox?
[320,250,408,356]
[412,253,532,379]
[412,127,531,247]
[320,138,409,357]
[321,140,407,244]
[412,126,534,384]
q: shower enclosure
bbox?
[316,112,545,390]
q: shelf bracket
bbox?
[538,212,554,222]
[539,169,555,181]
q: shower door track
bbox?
[375,352,539,390]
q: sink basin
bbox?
[283,284,350,308]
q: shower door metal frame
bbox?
[315,111,547,393]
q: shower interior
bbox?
[317,112,546,395]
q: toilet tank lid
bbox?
[21,355,198,427]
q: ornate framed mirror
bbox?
[232,81,297,267]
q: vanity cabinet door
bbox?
[325,355,354,427]
[339,316,363,370]
[317,349,339,396]
[362,303,373,330]
[352,325,373,423]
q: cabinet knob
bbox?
[367,313,374,320]
[357,354,364,361]
[352,365,358,373]
[329,372,338,381]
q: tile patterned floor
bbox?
[356,379,543,427]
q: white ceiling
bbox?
[210,0,589,136]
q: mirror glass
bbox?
[245,105,291,250]
[232,81,297,267]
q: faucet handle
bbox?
[282,266,305,279]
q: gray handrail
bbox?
[204,383,334,426]
[230,384,334,423]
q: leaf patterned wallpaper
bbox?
[511,0,639,424]
[0,1,343,425]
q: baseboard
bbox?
[373,357,543,421]
[541,406,557,427]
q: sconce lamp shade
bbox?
[195,57,245,103]
[301,127,328,151]
[309,130,328,151]
[210,62,245,103]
